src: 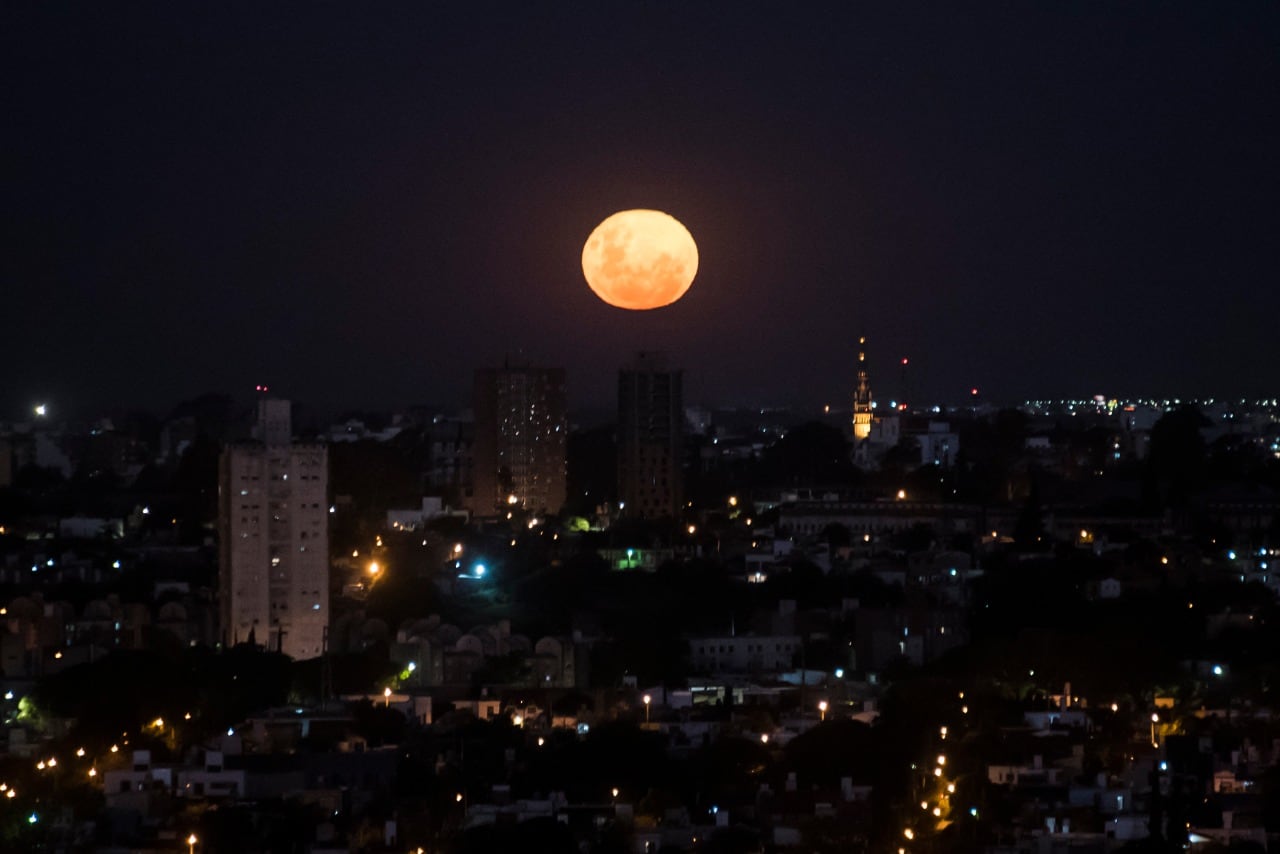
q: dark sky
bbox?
[5,4,1278,418]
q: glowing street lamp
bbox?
[643,694,651,723]
[383,687,392,707]
[187,834,198,854]
[818,700,828,721]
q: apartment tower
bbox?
[218,399,329,660]
[617,351,683,518]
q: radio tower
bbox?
[852,336,873,441]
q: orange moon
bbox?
[581,209,698,310]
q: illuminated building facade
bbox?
[218,399,329,660]
[471,363,567,515]
[852,335,873,441]
[618,351,684,518]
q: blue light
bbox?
[834,668,844,679]
[473,564,486,578]
[1228,550,1236,560]
[1213,665,1224,676]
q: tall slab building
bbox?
[618,351,683,519]
[470,363,568,516]
[218,399,329,660]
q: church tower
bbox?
[852,336,873,441]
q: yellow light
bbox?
[352,550,359,557]
[946,783,955,793]
[643,694,651,705]
[47,757,57,767]
[153,718,164,728]
[933,807,941,816]
[1111,703,1119,712]
[687,525,696,535]
[937,755,946,766]
[188,834,198,845]
[728,496,738,507]
[110,745,118,753]
[921,801,928,809]
[507,494,519,505]
[904,829,915,840]
[454,543,463,554]
[88,768,97,778]
[760,734,769,744]
[612,787,619,798]
[933,767,942,777]
[456,793,463,803]
[5,790,14,799]
[1161,556,1169,565]
[76,748,85,757]
[513,715,524,727]
[384,687,392,697]
[368,561,380,575]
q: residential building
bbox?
[218,399,329,660]
[618,351,683,518]
[470,363,567,516]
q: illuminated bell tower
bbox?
[852,336,873,441]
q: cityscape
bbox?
[5,4,1280,854]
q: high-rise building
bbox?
[218,399,329,660]
[470,363,567,516]
[618,351,683,519]
[852,336,873,441]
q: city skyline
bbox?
[6,5,1279,415]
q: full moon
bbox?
[581,209,699,310]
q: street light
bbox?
[187,834,198,854]
[643,694,651,723]
[1150,713,1159,747]
[383,687,391,707]
[818,700,828,721]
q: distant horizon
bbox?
[8,386,1276,433]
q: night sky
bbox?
[6,4,1278,417]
